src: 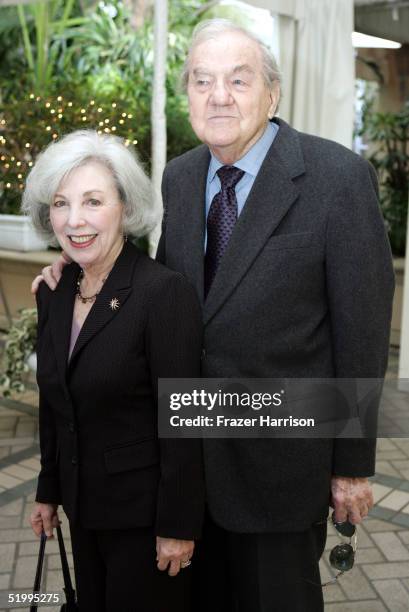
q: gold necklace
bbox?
[76,270,107,304]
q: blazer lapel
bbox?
[203,119,305,325]
[49,263,79,391]
[180,145,209,305]
[68,241,138,367]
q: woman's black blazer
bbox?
[35,241,205,539]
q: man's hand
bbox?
[156,536,194,577]
[29,502,60,538]
[31,253,71,294]
[331,476,373,524]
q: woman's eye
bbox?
[233,79,245,86]
[53,200,66,208]
[88,198,101,206]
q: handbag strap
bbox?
[56,525,77,604]
[29,531,47,612]
[30,526,77,611]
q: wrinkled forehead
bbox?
[189,31,263,76]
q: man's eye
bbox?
[88,198,101,206]
[233,79,246,86]
[53,200,66,208]
[196,79,210,87]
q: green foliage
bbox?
[0,90,144,214]
[15,0,86,95]
[0,0,207,215]
[361,103,409,256]
[0,308,37,397]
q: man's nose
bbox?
[209,81,233,106]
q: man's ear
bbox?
[268,83,280,119]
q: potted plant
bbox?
[360,102,409,257]
[0,307,37,396]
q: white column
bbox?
[398,203,409,390]
[150,0,168,255]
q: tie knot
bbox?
[217,165,244,191]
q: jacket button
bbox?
[68,423,75,433]
[201,349,206,359]
[71,457,77,465]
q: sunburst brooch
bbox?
[109,298,120,311]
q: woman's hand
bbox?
[30,503,60,538]
[156,537,194,577]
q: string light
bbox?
[1,95,141,204]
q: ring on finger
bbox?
[181,559,191,569]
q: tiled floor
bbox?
[0,351,408,610]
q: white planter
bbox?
[0,214,48,251]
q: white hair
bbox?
[22,130,157,243]
[181,18,281,99]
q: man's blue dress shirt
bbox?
[205,121,279,247]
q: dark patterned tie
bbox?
[204,165,245,298]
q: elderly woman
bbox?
[25,130,204,612]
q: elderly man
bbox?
[36,18,394,612]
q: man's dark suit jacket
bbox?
[156,118,395,533]
[35,241,205,539]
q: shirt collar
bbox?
[208,121,279,183]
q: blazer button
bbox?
[68,423,75,433]
[201,349,206,360]
[71,457,77,465]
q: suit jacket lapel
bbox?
[180,145,209,305]
[49,263,78,392]
[68,241,138,367]
[203,119,305,325]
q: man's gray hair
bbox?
[22,130,157,244]
[181,18,281,95]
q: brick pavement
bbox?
[0,351,408,610]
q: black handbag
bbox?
[30,526,79,612]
